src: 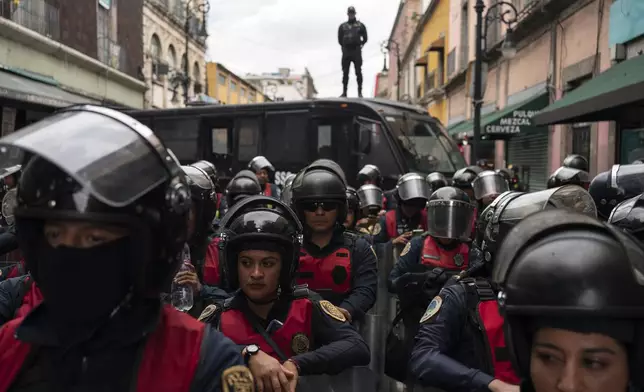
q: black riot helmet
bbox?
[218,195,303,294]
[396,172,431,203]
[481,186,597,260]
[6,105,191,297]
[589,164,644,220]
[357,164,382,186]
[190,160,217,187]
[495,168,512,183]
[472,170,509,202]
[562,153,589,171]
[309,158,348,187]
[280,173,297,207]
[494,210,644,388]
[225,170,262,208]
[426,172,448,193]
[547,166,590,189]
[248,156,274,173]
[346,186,359,212]
[357,184,383,215]
[291,164,347,225]
[182,165,217,242]
[609,193,644,242]
[451,166,481,189]
[426,187,474,242]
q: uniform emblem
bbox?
[198,304,217,322]
[319,300,346,322]
[419,296,442,324]
[371,223,382,235]
[400,242,411,257]
[453,253,464,267]
[291,332,310,354]
[222,365,255,392]
[359,226,371,235]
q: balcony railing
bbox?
[1,0,60,40]
[97,36,128,73]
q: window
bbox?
[237,118,260,161]
[447,49,456,77]
[230,81,238,92]
[620,128,644,163]
[218,73,226,85]
[354,119,398,178]
[211,128,229,155]
[150,34,161,59]
[167,45,177,69]
[571,123,591,166]
[240,88,247,98]
[264,114,309,164]
[460,4,469,70]
[153,118,200,162]
[317,125,332,158]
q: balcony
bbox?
[1,0,60,40]
[97,37,128,74]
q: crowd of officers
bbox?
[0,106,642,392]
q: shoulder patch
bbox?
[222,365,255,392]
[319,300,346,322]
[198,304,217,322]
[419,296,442,324]
[400,241,412,256]
[371,223,381,235]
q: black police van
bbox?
[125,98,466,190]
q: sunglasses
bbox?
[301,202,338,212]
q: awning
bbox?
[534,54,644,125]
[415,55,428,66]
[0,68,95,108]
[426,36,445,52]
[447,92,549,138]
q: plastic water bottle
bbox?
[171,244,194,312]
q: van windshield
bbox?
[384,115,466,174]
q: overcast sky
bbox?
[206,0,399,98]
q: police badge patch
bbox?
[419,296,442,324]
[400,241,411,256]
[453,253,464,267]
[222,365,255,392]
[291,332,310,354]
[319,300,347,322]
[371,223,382,235]
[198,304,217,322]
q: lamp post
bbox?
[182,0,210,105]
[472,0,518,163]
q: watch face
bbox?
[247,344,260,354]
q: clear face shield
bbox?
[472,172,509,202]
[357,184,383,213]
[397,174,431,201]
[426,199,475,241]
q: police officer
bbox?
[200,196,370,391]
[338,6,368,97]
[249,156,280,199]
[344,186,360,231]
[355,184,384,235]
[451,166,482,202]
[373,173,430,248]
[493,209,644,391]
[357,164,393,210]
[280,173,297,207]
[426,172,448,194]
[202,169,263,290]
[589,164,644,220]
[562,153,589,172]
[291,162,378,323]
[546,165,590,189]
[608,193,644,242]
[472,170,509,212]
[0,106,252,391]
[191,160,225,223]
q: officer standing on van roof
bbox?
[249,156,280,199]
[291,160,378,323]
[338,6,368,98]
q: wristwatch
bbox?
[243,344,260,365]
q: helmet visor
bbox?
[426,199,475,241]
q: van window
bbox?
[237,118,259,161]
[318,125,332,158]
[264,113,308,164]
[357,120,399,179]
[153,117,199,162]
[211,128,229,155]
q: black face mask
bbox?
[36,237,133,329]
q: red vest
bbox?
[264,183,272,197]
[385,209,428,239]
[420,236,469,270]
[297,242,352,295]
[465,280,520,385]
[203,237,221,286]
[6,260,26,279]
[14,277,43,319]
[0,305,204,392]
[220,298,313,360]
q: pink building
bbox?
[386,0,422,99]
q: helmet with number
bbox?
[451,166,481,189]
[608,193,644,242]
[589,164,644,220]
[346,186,359,212]
[546,166,590,189]
[493,210,644,388]
[291,163,347,225]
[357,184,383,214]
[6,105,191,300]
[308,158,348,186]
[396,172,431,203]
[280,173,297,207]
[357,164,382,186]
[426,172,448,193]
[562,154,588,172]
[248,156,274,173]
[472,170,509,202]
[182,165,217,242]
[225,170,262,208]
[218,196,303,294]
[426,187,474,241]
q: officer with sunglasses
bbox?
[290,160,378,325]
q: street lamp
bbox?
[380,41,389,73]
[175,0,210,105]
[471,0,518,163]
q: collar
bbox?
[303,228,346,256]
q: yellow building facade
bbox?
[206,62,270,105]
[418,0,449,125]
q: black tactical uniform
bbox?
[338,6,368,97]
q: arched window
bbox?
[150,34,161,59]
[167,45,177,69]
